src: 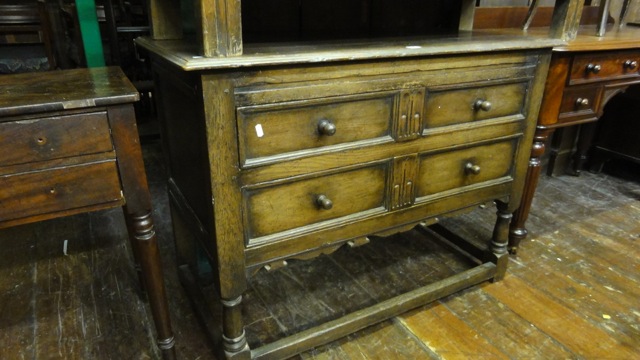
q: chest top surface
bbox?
[0,67,139,118]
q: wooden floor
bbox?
[1,139,639,360]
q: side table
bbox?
[508,27,640,254]
[0,67,175,359]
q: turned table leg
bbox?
[491,200,512,280]
[125,211,176,359]
[509,127,555,254]
[109,104,176,359]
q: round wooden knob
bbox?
[465,162,481,175]
[586,63,601,74]
[624,60,638,70]
[318,119,337,136]
[474,99,492,112]
[575,98,589,107]
[315,194,333,210]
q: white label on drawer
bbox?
[255,124,264,138]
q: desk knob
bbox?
[586,63,601,74]
[624,60,638,70]
[575,98,589,107]
[315,194,333,210]
[465,162,481,175]
[474,99,492,112]
[318,119,337,136]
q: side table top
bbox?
[0,67,139,117]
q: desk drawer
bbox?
[423,82,528,130]
[415,140,516,199]
[0,161,122,222]
[570,51,640,85]
[0,112,113,166]
[238,93,394,166]
[245,164,387,243]
[558,86,601,123]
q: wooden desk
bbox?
[0,67,175,359]
[509,26,640,254]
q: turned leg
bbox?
[125,211,176,359]
[509,127,555,254]
[569,122,598,176]
[491,200,512,281]
[108,104,176,359]
[222,296,250,359]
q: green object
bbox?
[76,0,105,67]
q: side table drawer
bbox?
[569,51,640,85]
[0,161,123,222]
[244,163,387,244]
[0,112,114,166]
[558,86,601,123]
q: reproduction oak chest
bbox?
[140,37,557,359]
[138,0,579,358]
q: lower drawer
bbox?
[244,163,387,244]
[0,161,123,222]
[415,140,516,200]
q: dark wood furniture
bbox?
[509,26,640,253]
[0,67,175,359]
[0,1,56,71]
[138,1,580,359]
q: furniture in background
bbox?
[139,0,580,359]
[508,23,640,253]
[0,0,56,72]
[0,67,175,360]
[524,0,633,35]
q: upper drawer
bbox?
[423,82,528,130]
[237,93,394,167]
[244,163,387,244]
[569,51,640,85]
[415,140,516,200]
[0,112,113,167]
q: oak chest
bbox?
[140,34,557,358]
[139,0,578,358]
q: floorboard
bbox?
[0,140,638,360]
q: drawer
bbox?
[569,51,640,85]
[558,86,601,123]
[415,140,516,199]
[423,82,528,130]
[244,164,387,243]
[0,112,113,167]
[0,161,123,222]
[237,93,394,166]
